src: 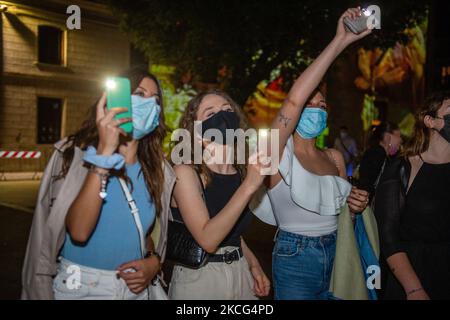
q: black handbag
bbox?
[166,170,208,269]
[166,219,208,269]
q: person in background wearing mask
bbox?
[334,126,358,177]
[168,90,271,300]
[251,8,372,300]
[358,122,403,204]
[22,67,176,299]
[374,91,450,300]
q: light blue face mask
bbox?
[295,107,328,139]
[131,95,161,140]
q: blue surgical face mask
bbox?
[295,107,328,139]
[131,95,161,140]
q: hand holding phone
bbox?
[335,7,373,49]
[343,8,370,34]
[95,93,130,155]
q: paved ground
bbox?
[0,180,41,213]
[0,181,38,299]
[0,180,277,300]
[0,205,33,299]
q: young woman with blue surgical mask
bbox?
[21,67,176,299]
[251,8,372,300]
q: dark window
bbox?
[38,26,63,65]
[37,97,62,144]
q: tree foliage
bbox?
[109,0,428,104]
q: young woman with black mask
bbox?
[168,90,271,300]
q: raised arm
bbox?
[271,8,372,159]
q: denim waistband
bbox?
[276,229,337,246]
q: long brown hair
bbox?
[57,66,167,215]
[175,89,249,185]
[404,91,450,157]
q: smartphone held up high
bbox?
[105,76,133,134]
[343,8,371,34]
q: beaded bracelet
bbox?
[89,166,110,199]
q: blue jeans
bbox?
[273,229,337,300]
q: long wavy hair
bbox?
[56,66,167,215]
[175,89,249,186]
[403,90,450,157]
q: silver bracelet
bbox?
[89,166,110,199]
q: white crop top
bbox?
[250,136,352,236]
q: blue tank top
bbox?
[60,161,155,270]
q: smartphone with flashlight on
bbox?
[105,77,133,134]
[343,8,371,34]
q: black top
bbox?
[171,170,253,248]
[374,158,450,299]
[402,161,450,242]
[358,145,388,202]
[374,158,450,258]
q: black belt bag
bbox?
[166,219,243,268]
[166,219,209,269]
[166,169,243,269]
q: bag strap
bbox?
[118,178,146,258]
[119,177,167,292]
[194,169,206,202]
[324,149,342,175]
[373,158,387,190]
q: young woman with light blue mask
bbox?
[251,8,374,300]
[21,67,176,300]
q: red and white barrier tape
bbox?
[0,151,42,159]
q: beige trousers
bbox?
[168,246,258,300]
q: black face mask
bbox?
[200,110,240,145]
[438,114,450,143]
